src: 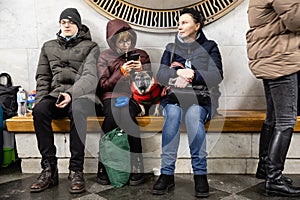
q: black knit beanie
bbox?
[59,8,82,29]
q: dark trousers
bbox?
[102,98,142,154]
[263,72,298,131]
[32,97,96,171]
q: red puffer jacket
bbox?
[97,19,151,100]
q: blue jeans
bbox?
[160,104,210,175]
[263,73,298,131]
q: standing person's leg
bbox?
[185,105,209,198]
[152,104,182,195]
[68,98,95,194]
[257,81,293,184]
[265,73,300,197]
[256,80,275,179]
[30,97,66,192]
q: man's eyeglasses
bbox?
[60,20,76,26]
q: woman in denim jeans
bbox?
[152,8,223,198]
[247,0,300,197]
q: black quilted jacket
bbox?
[35,25,100,104]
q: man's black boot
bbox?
[68,170,85,194]
[30,160,58,193]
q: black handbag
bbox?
[167,44,211,107]
[0,73,20,119]
[167,82,211,107]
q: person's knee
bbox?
[164,104,181,119]
[32,102,48,118]
[186,105,208,123]
[70,99,93,117]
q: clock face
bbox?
[85,0,244,32]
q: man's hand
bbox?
[55,92,71,108]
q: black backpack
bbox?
[0,73,20,120]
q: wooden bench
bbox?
[5,110,270,133]
[6,110,300,174]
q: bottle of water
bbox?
[27,90,36,112]
[17,87,26,117]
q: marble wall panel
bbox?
[0,49,29,90]
[15,134,66,158]
[208,159,247,174]
[209,133,252,158]
[0,0,37,48]
[0,0,258,109]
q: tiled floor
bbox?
[1,160,300,200]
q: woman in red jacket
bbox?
[97,19,151,186]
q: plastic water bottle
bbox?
[27,90,36,112]
[17,87,26,117]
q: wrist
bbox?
[176,69,182,76]
[120,66,129,77]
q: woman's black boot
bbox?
[256,124,293,184]
[96,161,110,185]
[256,123,273,179]
[129,154,145,186]
[265,128,300,197]
[152,174,175,195]
[194,175,209,198]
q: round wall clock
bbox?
[85,0,244,32]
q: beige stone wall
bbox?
[15,132,300,174]
[0,0,264,110]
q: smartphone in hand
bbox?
[56,93,64,104]
[129,53,140,61]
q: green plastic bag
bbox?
[99,128,130,187]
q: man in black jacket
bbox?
[30,8,100,194]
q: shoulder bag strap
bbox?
[169,43,176,64]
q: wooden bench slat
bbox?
[6,110,270,133]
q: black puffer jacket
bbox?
[35,25,100,104]
[157,30,223,114]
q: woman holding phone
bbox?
[96,19,151,186]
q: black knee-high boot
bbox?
[256,123,274,179]
[265,128,300,197]
[257,124,293,184]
